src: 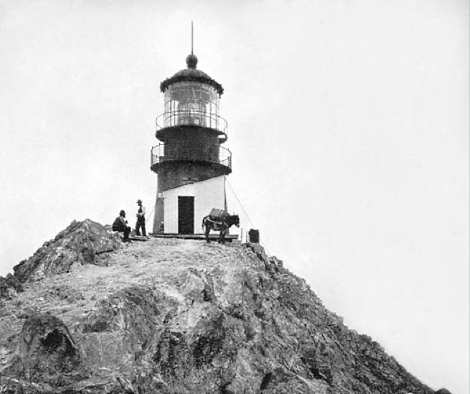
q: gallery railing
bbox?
[151,142,232,169]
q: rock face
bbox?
[0,220,451,394]
[0,274,22,300]
[13,219,123,283]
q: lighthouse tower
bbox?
[150,50,232,235]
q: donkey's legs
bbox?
[218,229,227,244]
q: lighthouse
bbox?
[150,48,232,235]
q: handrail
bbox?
[150,142,232,169]
[155,110,228,135]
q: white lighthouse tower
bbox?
[150,42,232,235]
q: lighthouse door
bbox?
[178,196,194,234]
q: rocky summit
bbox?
[0,219,450,394]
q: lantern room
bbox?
[156,54,227,143]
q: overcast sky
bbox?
[0,1,468,393]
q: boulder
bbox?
[13,219,122,283]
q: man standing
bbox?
[135,199,146,236]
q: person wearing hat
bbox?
[135,199,146,236]
[112,210,131,242]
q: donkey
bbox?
[202,214,240,244]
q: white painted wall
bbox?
[162,176,226,234]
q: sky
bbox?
[0,0,468,393]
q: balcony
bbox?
[150,142,232,170]
[155,110,228,142]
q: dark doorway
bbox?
[178,196,194,234]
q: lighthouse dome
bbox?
[160,54,224,96]
[171,67,211,80]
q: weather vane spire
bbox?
[191,21,194,55]
[186,21,198,69]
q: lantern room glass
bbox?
[163,82,220,129]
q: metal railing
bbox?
[151,142,232,169]
[155,110,228,135]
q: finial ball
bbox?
[186,53,198,69]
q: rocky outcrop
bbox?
[11,219,122,284]
[0,274,23,299]
[0,221,452,394]
[7,314,83,383]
